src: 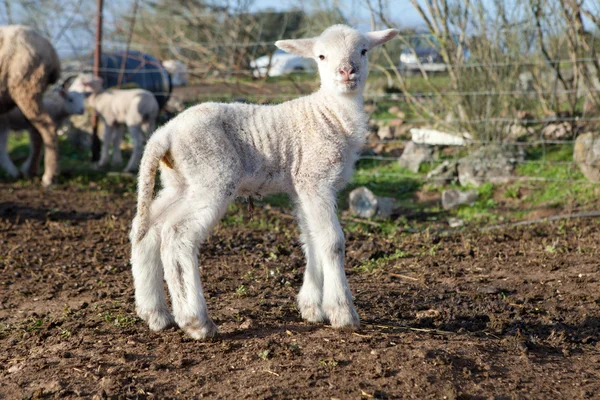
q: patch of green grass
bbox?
[257,349,270,360]
[516,144,598,207]
[347,160,422,202]
[235,284,248,296]
[101,311,138,328]
[454,182,499,224]
[356,248,409,274]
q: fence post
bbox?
[91,0,103,162]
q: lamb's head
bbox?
[58,89,86,115]
[68,73,103,94]
[275,25,398,95]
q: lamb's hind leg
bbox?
[0,124,19,178]
[131,187,183,331]
[124,124,145,173]
[160,187,233,339]
[111,125,125,168]
[21,128,43,177]
[296,207,326,323]
[297,189,359,329]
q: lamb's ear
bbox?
[275,38,316,58]
[366,28,399,49]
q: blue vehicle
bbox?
[96,50,172,109]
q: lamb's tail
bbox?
[131,126,170,243]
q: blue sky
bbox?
[249,0,425,28]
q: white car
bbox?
[250,49,316,78]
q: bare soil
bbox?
[1,182,599,399]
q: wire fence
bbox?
[5,0,600,198]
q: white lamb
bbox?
[69,74,159,172]
[0,89,85,178]
[130,25,399,339]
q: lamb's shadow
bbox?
[0,202,106,224]
[219,323,320,341]
[362,315,599,359]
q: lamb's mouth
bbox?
[338,79,359,89]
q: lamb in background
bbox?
[0,25,63,185]
[130,24,399,339]
[69,74,159,172]
[0,90,85,178]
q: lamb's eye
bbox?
[361,49,367,56]
[318,55,325,60]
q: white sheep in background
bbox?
[0,90,85,178]
[69,74,159,172]
[130,24,399,339]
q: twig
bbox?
[341,216,380,227]
[264,369,280,376]
[366,323,454,335]
[389,273,419,281]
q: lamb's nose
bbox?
[339,67,356,78]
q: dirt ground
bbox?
[1,182,599,399]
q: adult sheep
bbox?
[0,90,85,178]
[0,25,62,186]
[130,24,399,340]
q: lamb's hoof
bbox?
[324,304,360,330]
[298,302,327,323]
[137,307,175,331]
[41,174,55,187]
[181,318,218,340]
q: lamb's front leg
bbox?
[296,208,326,323]
[98,124,113,167]
[298,191,359,329]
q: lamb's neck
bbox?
[314,89,364,114]
[86,91,104,109]
[310,89,367,138]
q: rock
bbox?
[441,189,478,210]
[349,187,395,219]
[447,217,465,228]
[398,141,434,173]
[388,119,404,127]
[388,105,400,114]
[411,128,466,146]
[376,125,394,141]
[349,187,379,218]
[542,122,572,140]
[574,132,600,182]
[504,123,533,141]
[240,318,253,330]
[426,160,457,186]
[416,309,441,319]
[364,104,378,113]
[457,145,525,187]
